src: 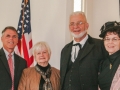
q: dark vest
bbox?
[63,52,82,90]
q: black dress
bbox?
[98,50,120,90]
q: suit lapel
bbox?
[63,45,72,71]
[77,36,95,61]
[61,41,72,86]
[0,48,11,75]
[14,54,20,77]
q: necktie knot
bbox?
[73,43,81,49]
[8,54,12,58]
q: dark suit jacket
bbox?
[60,35,108,90]
[0,48,27,90]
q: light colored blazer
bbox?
[18,66,60,90]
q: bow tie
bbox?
[73,43,81,49]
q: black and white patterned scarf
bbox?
[35,65,53,90]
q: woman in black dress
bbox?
[98,21,120,90]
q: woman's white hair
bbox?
[32,41,51,56]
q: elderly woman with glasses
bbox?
[98,21,120,90]
[18,41,60,90]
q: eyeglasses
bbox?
[104,38,120,42]
[69,21,85,26]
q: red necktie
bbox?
[8,54,14,90]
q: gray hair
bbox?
[70,11,87,22]
[32,41,51,56]
[2,26,18,36]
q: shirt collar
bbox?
[3,47,14,57]
[73,34,88,48]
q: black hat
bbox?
[99,21,120,38]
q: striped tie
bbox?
[8,54,14,90]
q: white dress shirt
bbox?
[71,35,88,62]
[3,47,15,69]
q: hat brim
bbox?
[99,26,120,38]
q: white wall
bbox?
[0,0,73,69]
[0,0,119,69]
[85,0,119,39]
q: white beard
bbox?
[71,30,87,39]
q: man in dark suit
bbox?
[60,11,108,90]
[0,26,27,90]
